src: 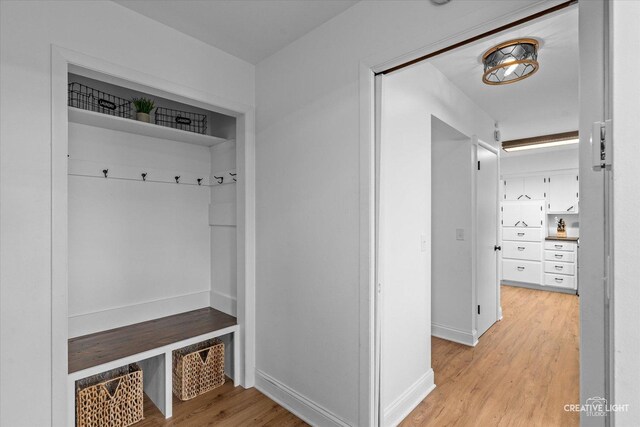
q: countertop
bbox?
[545,236,579,242]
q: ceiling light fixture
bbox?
[482,38,539,85]
[502,131,579,152]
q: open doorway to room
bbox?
[375,2,603,426]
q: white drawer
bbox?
[544,250,576,263]
[502,228,542,242]
[503,241,541,261]
[545,273,576,290]
[545,261,576,276]
[544,241,576,252]
[503,259,541,284]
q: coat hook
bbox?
[141,172,147,182]
[175,176,180,184]
[102,169,108,178]
[230,172,237,182]
[214,176,224,184]
[197,178,203,186]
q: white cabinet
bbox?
[501,200,544,228]
[548,173,579,213]
[503,176,546,201]
[543,240,578,291]
[501,201,545,286]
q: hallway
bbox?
[402,285,579,427]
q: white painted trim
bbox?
[68,291,210,338]
[502,281,577,295]
[382,369,435,427]
[210,290,237,316]
[51,45,256,425]
[432,323,479,347]
[255,369,352,427]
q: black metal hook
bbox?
[214,176,224,184]
[175,176,180,184]
[141,173,147,181]
[230,173,237,182]
[102,169,108,178]
[197,178,203,186]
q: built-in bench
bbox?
[67,308,239,426]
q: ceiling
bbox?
[428,6,579,141]
[114,0,359,64]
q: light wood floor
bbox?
[138,379,306,426]
[401,285,579,427]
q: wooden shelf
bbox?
[69,107,231,147]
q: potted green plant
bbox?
[132,97,155,123]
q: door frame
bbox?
[473,137,502,332]
[362,1,611,425]
[50,46,256,426]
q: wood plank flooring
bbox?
[69,308,237,373]
[138,379,306,426]
[401,285,579,427]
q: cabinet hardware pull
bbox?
[555,254,563,258]
[555,265,564,270]
[555,244,562,248]
[517,247,525,251]
[555,278,563,282]
[517,233,525,236]
[517,266,525,271]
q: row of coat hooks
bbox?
[99,168,237,185]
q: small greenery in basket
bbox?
[132,97,155,123]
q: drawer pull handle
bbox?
[517,247,525,251]
[517,267,525,271]
[555,244,563,249]
[555,265,564,270]
[555,278,564,282]
[517,232,525,236]
[555,254,563,258]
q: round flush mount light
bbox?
[482,38,539,85]
[430,0,452,4]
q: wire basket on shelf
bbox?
[155,107,207,135]
[68,82,132,118]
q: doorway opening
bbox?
[374,1,606,425]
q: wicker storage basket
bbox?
[76,364,143,427]
[173,338,225,401]
[68,82,132,118]
[155,107,207,135]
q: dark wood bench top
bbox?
[69,307,237,373]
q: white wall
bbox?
[67,123,212,337]
[0,1,254,425]
[501,146,579,176]
[431,118,474,341]
[210,141,238,315]
[255,1,543,424]
[612,1,640,423]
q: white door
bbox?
[502,203,521,227]
[548,173,579,212]
[523,175,547,200]
[521,201,544,228]
[476,143,499,337]
[504,177,524,200]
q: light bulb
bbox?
[504,62,519,77]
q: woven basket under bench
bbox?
[76,363,143,427]
[172,338,225,401]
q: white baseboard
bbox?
[210,290,237,316]
[68,290,210,337]
[383,369,435,427]
[432,323,478,346]
[255,369,351,427]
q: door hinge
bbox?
[477,305,481,315]
[592,119,613,170]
